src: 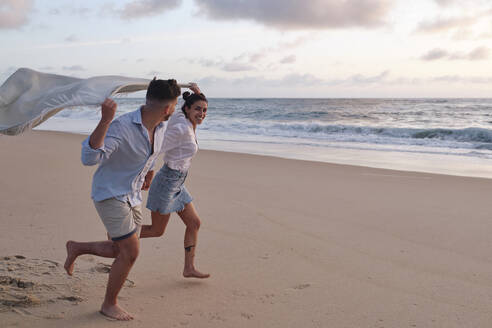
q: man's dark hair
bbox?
[146,78,181,101]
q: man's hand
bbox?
[101,98,117,124]
[142,170,154,190]
[88,98,117,149]
[189,83,202,95]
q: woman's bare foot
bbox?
[183,267,210,279]
[100,303,134,321]
[64,241,78,275]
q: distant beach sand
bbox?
[1,131,492,327]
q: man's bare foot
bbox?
[64,241,78,276]
[100,303,134,321]
[183,268,210,279]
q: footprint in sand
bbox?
[0,255,85,314]
[58,295,84,303]
[241,312,254,320]
[292,283,311,290]
[92,263,135,287]
[208,312,226,322]
[93,263,112,273]
[0,276,36,289]
[44,313,64,319]
[258,293,275,304]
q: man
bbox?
[64,78,181,321]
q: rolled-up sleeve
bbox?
[81,122,122,166]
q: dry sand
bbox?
[1,130,492,327]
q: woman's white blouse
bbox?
[161,111,198,172]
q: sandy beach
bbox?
[1,130,492,327]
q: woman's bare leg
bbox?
[140,211,171,238]
[177,202,210,279]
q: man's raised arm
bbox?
[81,98,120,166]
[89,98,117,149]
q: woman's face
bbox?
[185,100,208,126]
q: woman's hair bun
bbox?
[182,91,191,100]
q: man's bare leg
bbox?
[178,202,210,279]
[64,240,118,275]
[100,233,139,321]
[140,211,171,238]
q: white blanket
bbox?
[0,68,155,136]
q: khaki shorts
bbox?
[93,198,143,241]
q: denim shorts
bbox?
[146,164,193,215]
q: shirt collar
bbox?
[132,107,143,125]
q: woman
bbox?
[140,85,210,279]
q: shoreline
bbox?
[33,127,492,180]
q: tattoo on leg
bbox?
[185,245,195,252]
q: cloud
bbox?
[247,52,267,63]
[0,0,33,29]
[230,70,492,88]
[196,70,391,90]
[478,31,492,39]
[62,65,86,71]
[348,70,390,84]
[277,73,325,86]
[65,34,79,42]
[415,16,477,34]
[280,55,296,64]
[49,8,61,15]
[466,46,490,60]
[191,35,313,73]
[70,7,91,16]
[196,74,322,89]
[415,9,492,35]
[222,63,255,72]
[420,48,449,61]
[195,58,223,67]
[420,47,490,61]
[147,70,162,76]
[433,0,457,6]
[433,0,491,7]
[48,5,91,17]
[391,74,492,86]
[192,70,492,97]
[194,0,394,30]
[33,38,127,49]
[235,35,313,65]
[451,28,474,40]
[430,75,492,84]
[119,0,182,20]
[187,57,255,72]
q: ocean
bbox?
[36,97,492,179]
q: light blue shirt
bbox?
[81,108,167,206]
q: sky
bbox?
[1,0,491,98]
